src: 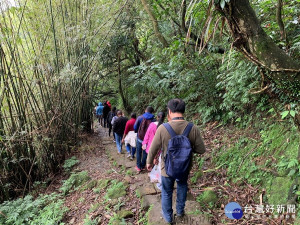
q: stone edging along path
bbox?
[99,126,211,225]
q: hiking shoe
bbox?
[113,140,116,143]
[127,154,131,158]
[176,212,184,217]
[135,166,141,172]
[130,156,134,160]
[174,213,186,224]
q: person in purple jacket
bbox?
[134,106,155,172]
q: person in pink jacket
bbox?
[142,112,165,189]
[142,112,166,158]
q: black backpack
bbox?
[137,117,152,140]
[108,111,116,124]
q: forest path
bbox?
[100,123,211,225]
[60,123,211,224]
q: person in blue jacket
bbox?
[134,106,155,172]
[96,102,104,126]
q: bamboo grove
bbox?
[0,0,119,201]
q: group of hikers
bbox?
[95,98,206,224]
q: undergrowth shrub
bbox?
[63,156,79,173]
[60,171,91,195]
[0,193,68,225]
[105,180,127,200]
[213,121,299,197]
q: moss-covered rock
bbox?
[196,190,218,207]
[93,179,110,193]
[105,180,127,199]
[267,177,292,205]
[117,210,133,218]
[80,180,98,191]
[98,179,110,189]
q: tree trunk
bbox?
[216,0,300,87]
[117,52,131,113]
[141,0,169,48]
[276,0,287,43]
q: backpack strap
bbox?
[163,123,177,138]
[182,123,193,137]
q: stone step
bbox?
[147,202,169,225]
[139,183,157,196]
[141,194,160,210]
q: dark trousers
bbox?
[108,123,112,137]
[103,116,108,128]
[136,139,147,169]
[161,176,188,223]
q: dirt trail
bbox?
[56,123,211,224]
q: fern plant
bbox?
[63,156,79,173]
[0,193,68,225]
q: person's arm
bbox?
[146,126,163,170]
[111,116,115,125]
[191,126,206,154]
[123,122,130,137]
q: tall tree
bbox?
[215,0,300,89]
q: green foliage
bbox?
[93,179,110,194]
[196,190,218,209]
[266,177,293,206]
[126,169,133,176]
[104,180,127,200]
[281,110,298,119]
[108,213,126,225]
[0,193,68,225]
[80,180,98,192]
[88,203,101,213]
[113,199,125,211]
[138,204,153,225]
[83,214,99,225]
[60,171,91,195]
[213,121,299,203]
[135,190,141,199]
[191,170,204,184]
[63,156,79,173]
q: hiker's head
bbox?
[167,99,185,118]
[157,111,166,127]
[145,106,154,114]
[117,110,122,117]
[131,112,137,119]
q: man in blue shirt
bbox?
[96,102,104,126]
